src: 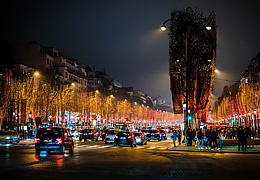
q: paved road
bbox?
[1,139,260,179]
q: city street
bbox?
[1,139,260,179]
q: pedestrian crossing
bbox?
[0,142,170,151]
[76,144,169,150]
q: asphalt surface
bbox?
[1,138,260,179]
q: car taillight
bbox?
[35,138,40,143]
[115,136,118,139]
[127,136,132,139]
[88,133,93,135]
[56,138,62,144]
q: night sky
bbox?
[2,0,260,105]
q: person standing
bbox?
[210,128,218,150]
[217,128,224,150]
[237,126,246,151]
[171,130,178,147]
[177,129,182,145]
[197,128,204,150]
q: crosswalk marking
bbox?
[1,142,168,151]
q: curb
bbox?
[167,147,260,154]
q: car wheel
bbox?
[35,149,40,155]
[69,145,74,153]
[60,146,65,155]
[17,140,20,143]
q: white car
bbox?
[0,130,20,143]
[105,129,120,144]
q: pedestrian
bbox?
[171,130,178,147]
[206,128,212,149]
[186,128,193,146]
[210,128,218,150]
[177,129,182,145]
[236,126,246,151]
[197,128,204,150]
[217,128,224,150]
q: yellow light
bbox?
[34,72,39,76]
[71,83,75,86]
[160,25,167,31]
[95,90,99,93]
[206,26,212,30]
[110,95,113,98]
[214,69,219,72]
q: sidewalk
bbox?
[168,142,260,154]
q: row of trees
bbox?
[0,69,183,128]
[211,79,260,127]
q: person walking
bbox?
[197,128,204,150]
[171,130,178,147]
[237,126,246,151]
[177,129,182,145]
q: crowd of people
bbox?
[171,126,259,151]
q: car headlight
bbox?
[6,136,11,139]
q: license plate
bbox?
[120,137,126,139]
[151,133,155,135]
[84,133,88,135]
[44,140,52,142]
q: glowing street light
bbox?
[206,26,212,30]
[160,25,167,31]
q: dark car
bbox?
[159,129,167,140]
[146,129,161,141]
[133,132,147,145]
[140,129,150,137]
[105,129,120,144]
[79,128,99,141]
[35,127,74,155]
[114,131,136,147]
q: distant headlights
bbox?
[6,136,11,139]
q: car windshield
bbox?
[0,131,14,135]
[107,130,117,135]
[117,132,131,136]
[80,129,93,133]
[134,133,141,136]
[37,128,63,138]
[148,130,158,133]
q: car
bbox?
[35,127,74,155]
[133,132,147,145]
[0,130,20,143]
[114,131,136,147]
[70,130,79,139]
[146,129,161,141]
[105,129,120,144]
[140,129,150,137]
[159,129,167,140]
[79,128,99,141]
